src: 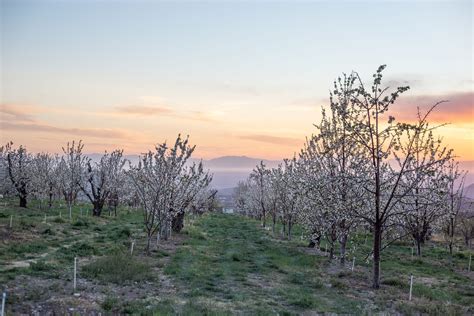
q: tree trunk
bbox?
[328,245,334,260]
[68,200,73,219]
[48,192,53,208]
[19,195,27,208]
[272,213,276,235]
[340,234,347,265]
[163,220,169,241]
[373,222,382,289]
[172,212,185,233]
[146,234,152,255]
[308,235,321,248]
[415,238,422,256]
[287,219,292,240]
[92,201,104,217]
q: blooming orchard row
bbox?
[233,66,473,288]
[0,135,215,253]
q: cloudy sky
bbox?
[1,0,472,159]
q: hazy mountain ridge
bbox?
[86,154,474,190]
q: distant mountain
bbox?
[86,153,474,191]
[203,156,280,171]
[464,183,474,200]
[459,161,474,187]
[85,154,280,189]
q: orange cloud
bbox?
[392,91,473,124]
[0,104,39,122]
[1,121,128,139]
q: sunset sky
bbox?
[1,0,473,160]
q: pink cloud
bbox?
[392,91,473,124]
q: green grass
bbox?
[165,214,360,313]
[0,197,473,314]
[82,252,153,284]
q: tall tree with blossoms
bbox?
[58,140,89,219]
[341,65,452,288]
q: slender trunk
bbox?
[415,238,422,256]
[272,213,276,235]
[329,245,334,260]
[287,219,292,240]
[373,221,381,289]
[48,191,53,208]
[146,233,151,255]
[340,234,347,265]
[163,219,169,241]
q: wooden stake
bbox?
[409,275,413,301]
[351,257,355,271]
[9,215,12,228]
[130,241,135,255]
[73,257,77,292]
[1,292,5,316]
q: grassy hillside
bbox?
[0,200,473,314]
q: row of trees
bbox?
[0,135,215,253]
[234,66,473,288]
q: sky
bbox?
[1,0,473,160]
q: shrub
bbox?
[81,253,153,284]
[111,227,131,240]
[101,296,119,311]
[53,217,65,223]
[72,218,89,228]
[56,242,98,261]
[29,260,54,272]
[42,228,55,235]
[382,277,406,288]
